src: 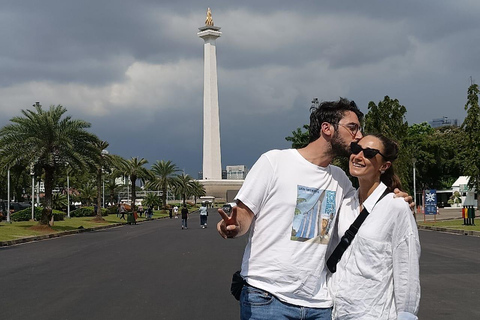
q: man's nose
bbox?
[355,129,363,140]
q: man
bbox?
[181,204,188,229]
[217,98,409,319]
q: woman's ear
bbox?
[380,161,392,173]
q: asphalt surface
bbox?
[1,209,479,319]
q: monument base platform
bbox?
[199,179,244,203]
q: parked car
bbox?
[0,201,31,220]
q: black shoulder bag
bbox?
[327,189,390,273]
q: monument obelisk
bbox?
[198,8,222,180]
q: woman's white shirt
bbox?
[330,183,421,320]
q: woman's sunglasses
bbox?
[350,142,387,159]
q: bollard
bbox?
[466,206,474,226]
[470,206,476,226]
[463,206,467,225]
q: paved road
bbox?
[1,210,479,319]
[418,229,480,319]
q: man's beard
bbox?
[330,133,351,158]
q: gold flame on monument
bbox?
[205,8,214,26]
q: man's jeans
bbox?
[240,284,332,320]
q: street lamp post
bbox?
[67,172,70,219]
[102,168,105,208]
[7,168,11,223]
[412,158,417,217]
[30,164,35,221]
[36,180,40,206]
[101,149,108,208]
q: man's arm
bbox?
[217,200,254,239]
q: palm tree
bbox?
[50,193,69,211]
[122,157,153,213]
[148,160,179,209]
[105,175,121,206]
[190,180,206,204]
[91,140,127,220]
[0,104,99,225]
[172,173,195,206]
[78,183,96,206]
[142,192,161,208]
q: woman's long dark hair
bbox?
[373,134,402,192]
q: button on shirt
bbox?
[330,183,421,320]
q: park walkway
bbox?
[1,209,480,319]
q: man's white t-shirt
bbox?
[235,149,355,308]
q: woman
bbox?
[330,134,420,319]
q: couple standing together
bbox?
[217,98,420,320]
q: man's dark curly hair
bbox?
[309,98,364,142]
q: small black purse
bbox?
[230,270,246,300]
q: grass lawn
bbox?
[0,210,170,242]
[417,218,480,232]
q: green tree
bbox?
[461,82,480,207]
[0,104,98,225]
[78,183,96,206]
[91,140,127,220]
[172,173,194,206]
[50,193,68,211]
[148,160,180,209]
[364,96,410,190]
[122,157,153,212]
[285,124,310,149]
[142,192,161,208]
[364,96,408,141]
[189,180,206,204]
[105,175,121,206]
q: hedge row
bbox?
[11,206,110,221]
[11,207,66,222]
[69,207,108,217]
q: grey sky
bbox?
[1,1,479,176]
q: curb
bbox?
[0,216,167,248]
[417,225,480,237]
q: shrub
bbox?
[11,207,66,222]
[106,206,117,215]
[70,206,108,217]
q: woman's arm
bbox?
[392,207,421,320]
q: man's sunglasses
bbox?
[350,142,387,159]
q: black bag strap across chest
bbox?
[326,189,390,273]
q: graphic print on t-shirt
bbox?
[291,185,336,243]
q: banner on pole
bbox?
[424,189,437,215]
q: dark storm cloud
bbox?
[1,0,480,176]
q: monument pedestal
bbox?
[199,179,243,203]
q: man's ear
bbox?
[321,122,333,137]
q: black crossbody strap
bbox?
[327,189,390,273]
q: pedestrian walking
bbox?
[173,205,179,219]
[119,204,126,220]
[199,202,208,228]
[181,205,188,229]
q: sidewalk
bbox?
[415,207,465,222]
[416,207,480,237]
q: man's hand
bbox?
[217,206,240,239]
[393,188,415,211]
[217,201,254,239]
